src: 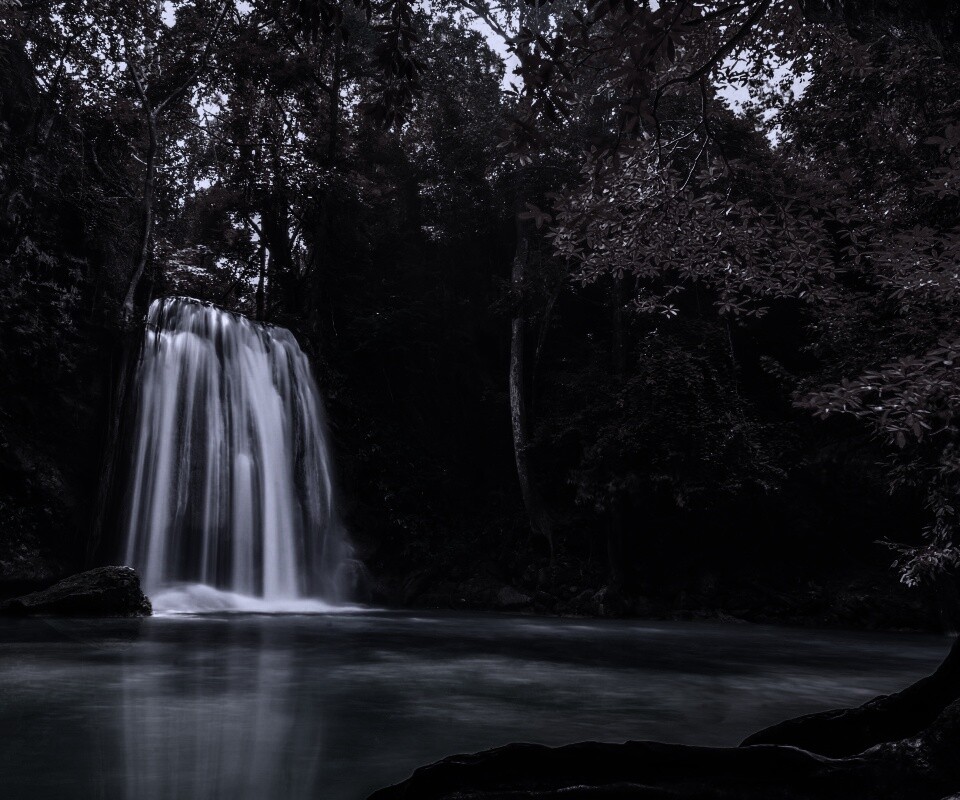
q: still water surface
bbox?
[0,611,950,800]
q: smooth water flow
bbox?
[0,615,950,800]
[122,297,350,608]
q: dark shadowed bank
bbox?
[369,636,960,799]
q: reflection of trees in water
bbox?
[120,625,323,800]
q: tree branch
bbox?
[155,0,231,115]
[459,0,517,47]
[88,138,136,201]
[656,0,773,99]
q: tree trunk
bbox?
[328,38,341,162]
[255,243,267,322]
[260,149,295,312]
[606,278,631,593]
[88,327,141,565]
[509,226,553,557]
[121,110,157,325]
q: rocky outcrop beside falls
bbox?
[0,566,151,617]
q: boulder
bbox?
[0,565,152,617]
[496,586,533,610]
[369,639,960,800]
[368,700,960,799]
[742,635,960,756]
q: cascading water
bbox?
[121,297,354,612]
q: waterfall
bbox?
[121,297,352,610]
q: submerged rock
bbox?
[0,566,152,617]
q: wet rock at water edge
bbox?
[368,698,960,800]
[368,639,960,800]
[0,565,152,617]
[743,634,960,756]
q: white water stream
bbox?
[122,297,352,611]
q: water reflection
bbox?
[120,626,323,800]
[0,613,950,800]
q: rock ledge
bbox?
[0,566,152,617]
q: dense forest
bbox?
[2,0,959,629]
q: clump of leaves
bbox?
[804,341,960,585]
